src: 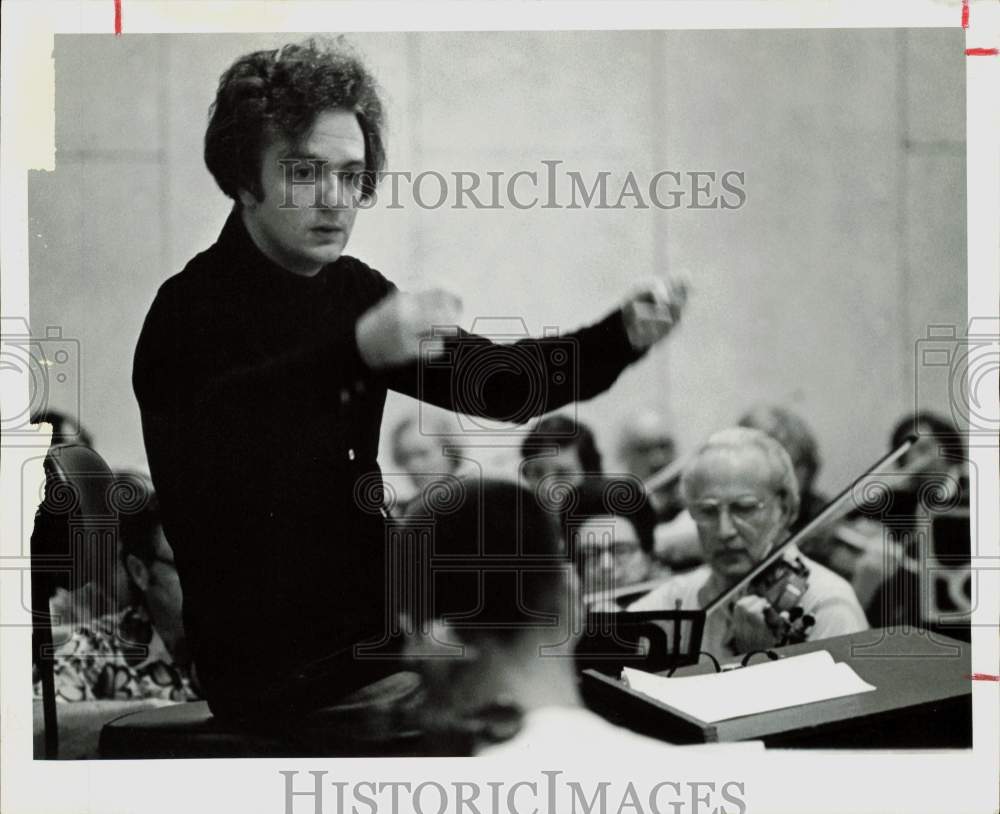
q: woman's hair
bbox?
[204,36,386,204]
[520,414,603,474]
[891,410,959,450]
[562,477,657,556]
[738,404,820,492]
[681,427,801,524]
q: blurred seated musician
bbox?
[858,411,968,630]
[521,414,603,493]
[563,477,667,609]
[630,428,867,658]
[388,412,463,516]
[401,478,677,756]
[887,411,967,512]
[617,410,683,523]
[35,485,198,703]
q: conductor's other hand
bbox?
[621,273,690,351]
[356,289,463,370]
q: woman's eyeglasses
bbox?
[689,496,773,526]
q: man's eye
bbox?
[731,500,765,519]
[293,167,314,181]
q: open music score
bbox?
[621,650,875,723]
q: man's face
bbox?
[685,449,791,583]
[394,426,454,493]
[574,515,651,591]
[522,447,586,493]
[240,108,366,275]
[621,434,676,481]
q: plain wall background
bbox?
[29,29,966,495]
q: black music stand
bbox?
[575,609,707,675]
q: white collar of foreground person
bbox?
[477,704,765,759]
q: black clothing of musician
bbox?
[132,209,647,720]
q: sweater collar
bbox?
[217,207,331,292]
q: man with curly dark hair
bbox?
[133,36,689,744]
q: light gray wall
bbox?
[30,29,966,494]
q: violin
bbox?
[746,553,814,645]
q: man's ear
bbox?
[401,617,476,662]
[237,188,259,210]
[125,553,151,593]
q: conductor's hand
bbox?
[356,289,463,370]
[728,594,782,654]
[621,274,690,351]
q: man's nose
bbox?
[716,507,738,538]
[320,172,354,208]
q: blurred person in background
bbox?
[388,411,464,515]
[618,409,683,523]
[36,481,197,703]
[563,477,666,608]
[521,413,604,493]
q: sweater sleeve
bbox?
[384,307,648,419]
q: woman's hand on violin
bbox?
[729,595,783,653]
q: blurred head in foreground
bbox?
[399,477,580,746]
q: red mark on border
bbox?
[962,0,969,29]
[114,0,122,36]
[965,47,999,56]
[966,673,1000,681]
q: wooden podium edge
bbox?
[580,669,719,744]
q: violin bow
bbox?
[701,433,918,616]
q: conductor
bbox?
[132,37,688,732]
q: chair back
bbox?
[31,443,118,758]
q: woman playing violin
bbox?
[629,428,868,658]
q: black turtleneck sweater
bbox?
[133,209,646,719]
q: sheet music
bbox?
[622,650,876,723]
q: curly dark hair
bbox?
[204,36,386,205]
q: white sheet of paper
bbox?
[622,650,876,723]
